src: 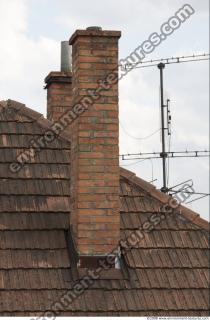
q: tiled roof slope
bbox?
[0,100,209,316]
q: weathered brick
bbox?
[77,208,106,215]
[45,72,72,122]
[77,237,119,245]
[78,223,108,231]
[68,27,121,257]
[94,104,118,111]
[78,230,119,239]
[77,244,113,255]
[79,165,105,173]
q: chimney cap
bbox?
[86,26,102,31]
[69,28,121,45]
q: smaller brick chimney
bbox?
[45,41,72,122]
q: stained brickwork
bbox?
[45,71,72,122]
[69,28,121,256]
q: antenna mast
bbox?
[158,63,168,193]
[120,53,210,196]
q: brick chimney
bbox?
[69,27,121,267]
[45,41,72,122]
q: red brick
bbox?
[77,237,118,245]
[77,208,106,215]
[94,104,118,111]
[78,223,107,231]
[69,28,121,256]
[79,165,105,173]
[45,72,72,122]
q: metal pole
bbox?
[158,63,167,193]
[61,41,72,72]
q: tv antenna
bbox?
[120,53,210,193]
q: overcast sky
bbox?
[0,0,209,220]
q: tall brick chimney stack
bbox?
[45,42,72,122]
[69,27,121,267]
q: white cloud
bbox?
[0,0,59,112]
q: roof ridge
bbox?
[6,99,71,142]
[120,167,209,231]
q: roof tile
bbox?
[0,101,209,315]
